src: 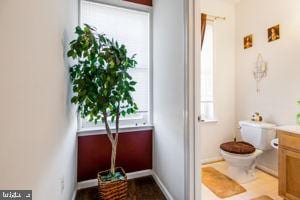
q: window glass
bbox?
[201,23,214,121]
[80,1,150,129]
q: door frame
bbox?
[184,0,202,199]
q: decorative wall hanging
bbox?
[253,53,267,94]
[268,24,280,42]
[244,34,253,49]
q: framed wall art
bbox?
[244,34,253,49]
[268,24,280,42]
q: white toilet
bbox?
[220,120,276,183]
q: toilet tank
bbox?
[239,121,276,150]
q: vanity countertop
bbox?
[277,125,300,135]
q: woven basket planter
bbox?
[97,167,127,200]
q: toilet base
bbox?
[220,149,263,183]
[227,164,256,183]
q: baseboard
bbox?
[77,169,153,190]
[127,169,152,179]
[256,164,278,177]
[77,179,97,190]
[152,172,174,200]
[201,156,224,165]
[201,158,278,178]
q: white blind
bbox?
[80,1,150,129]
[200,23,214,121]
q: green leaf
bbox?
[67,50,74,57]
[71,96,78,104]
[75,26,84,35]
[129,81,137,85]
[111,116,115,122]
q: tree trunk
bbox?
[103,112,116,175]
[103,109,120,176]
[110,110,120,175]
[110,141,117,174]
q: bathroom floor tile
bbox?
[201,161,283,200]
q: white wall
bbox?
[152,0,185,199]
[200,0,237,163]
[0,0,78,199]
[236,0,300,173]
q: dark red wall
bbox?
[123,0,152,6]
[77,130,152,182]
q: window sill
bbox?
[77,124,154,137]
[200,119,219,124]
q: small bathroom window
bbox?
[200,22,215,121]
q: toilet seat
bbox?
[220,141,255,154]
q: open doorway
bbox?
[195,0,300,199]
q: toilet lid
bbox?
[220,141,255,154]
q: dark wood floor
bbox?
[76,176,166,200]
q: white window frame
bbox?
[200,21,217,123]
[77,0,153,132]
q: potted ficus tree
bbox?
[67,24,138,199]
